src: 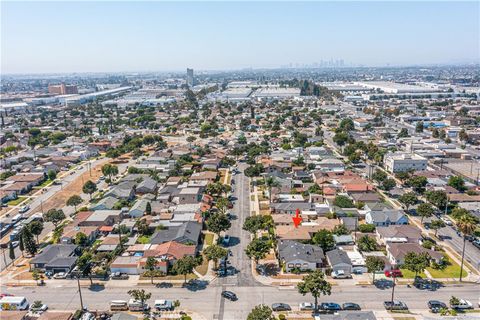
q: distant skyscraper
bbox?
[186,68,194,87]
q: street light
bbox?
[76,276,84,311]
[389,266,397,311]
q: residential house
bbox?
[128,199,149,218]
[376,225,422,245]
[150,221,202,246]
[365,210,408,227]
[278,240,325,272]
[326,249,352,276]
[387,243,444,266]
[90,196,118,211]
[78,210,123,227]
[29,244,78,273]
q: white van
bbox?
[0,296,29,310]
[110,300,128,311]
[128,299,150,312]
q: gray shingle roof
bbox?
[278,240,324,263]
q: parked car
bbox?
[428,300,447,313]
[110,272,129,280]
[342,303,361,311]
[271,303,291,311]
[154,300,174,311]
[30,303,48,313]
[320,303,341,313]
[331,270,351,279]
[384,270,403,278]
[299,302,314,311]
[450,299,473,310]
[53,272,68,279]
[221,291,237,301]
[18,206,30,214]
[383,301,408,310]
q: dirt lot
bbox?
[37,159,110,214]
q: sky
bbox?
[1,1,479,74]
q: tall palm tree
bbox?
[265,176,280,203]
[457,214,476,282]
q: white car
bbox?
[451,299,473,310]
[30,303,48,313]
[19,206,30,213]
[299,302,314,311]
[53,272,68,279]
[331,270,351,279]
[440,216,453,226]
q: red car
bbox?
[385,270,403,278]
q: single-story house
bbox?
[150,221,202,246]
[278,240,325,272]
[365,210,408,227]
[30,244,78,273]
[326,249,352,276]
[387,243,444,265]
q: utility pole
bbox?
[390,267,397,311]
[459,236,466,282]
[1,247,7,267]
[76,276,84,310]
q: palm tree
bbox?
[457,214,476,282]
[264,176,280,203]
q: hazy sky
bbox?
[1,1,479,74]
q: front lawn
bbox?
[426,257,465,279]
[399,268,426,279]
[194,254,209,276]
[33,179,53,189]
[8,196,28,206]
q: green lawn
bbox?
[426,257,465,279]
[33,179,53,189]
[7,196,28,206]
[137,235,151,244]
[204,233,214,246]
[399,268,426,279]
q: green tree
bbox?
[22,227,37,256]
[8,242,15,261]
[416,202,434,223]
[397,128,409,138]
[82,180,97,199]
[399,192,418,211]
[32,269,41,285]
[457,214,477,281]
[206,212,231,237]
[415,121,424,133]
[19,231,25,257]
[425,190,447,210]
[172,256,198,284]
[28,220,44,244]
[146,202,152,215]
[297,270,332,312]
[101,163,119,182]
[127,289,151,310]
[312,230,335,251]
[243,215,271,235]
[333,131,349,146]
[265,177,280,203]
[332,224,349,236]
[407,176,428,194]
[333,195,354,208]
[66,195,83,212]
[366,256,385,283]
[75,232,88,246]
[145,257,159,284]
[357,235,377,252]
[430,219,446,237]
[245,238,271,264]
[372,169,387,182]
[447,176,466,192]
[43,209,65,228]
[247,305,274,320]
[47,170,57,181]
[203,244,228,269]
[403,252,429,278]
[77,252,94,285]
[382,178,396,191]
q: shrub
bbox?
[278,315,286,320]
[358,224,375,233]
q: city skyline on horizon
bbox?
[1,1,479,74]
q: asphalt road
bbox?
[2,282,479,319]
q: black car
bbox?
[320,303,342,313]
[428,300,447,313]
[342,303,361,311]
[271,303,291,311]
[221,291,238,301]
